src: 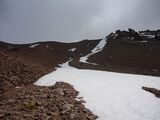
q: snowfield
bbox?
[35,61,160,120]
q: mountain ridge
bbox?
[0,29,160,77]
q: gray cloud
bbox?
[0,0,8,21]
[0,0,160,43]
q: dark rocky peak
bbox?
[128,28,139,38]
[108,28,139,40]
[108,29,160,41]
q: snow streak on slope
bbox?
[139,33,155,38]
[69,48,76,52]
[35,61,160,120]
[29,43,39,48]
[79,37,107,65]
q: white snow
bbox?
[139,34,155,38]
[29,43,39,48]
[69,48,76,52]
[79,37,107,65]
[35,61,160,120]
[144,35,155,38]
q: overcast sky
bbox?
[0,0,160,43]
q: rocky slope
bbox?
[0,51,47,93]
[0,40,100,120]
[0,50,98,120]
[0,82,97,120]
[0,29,160,119]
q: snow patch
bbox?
[69,48,76,52]
[29,44,39,48]
[58,59,76,69]
[79,37,107,65]
[139,34,155,38]
[35,63,160,120]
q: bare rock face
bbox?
[0,82,98,120]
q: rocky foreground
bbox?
[0,50,97,119]
[0,82,97,120]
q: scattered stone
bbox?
[56,88,65,96]
[79,100,86,104]
[0,82,97,120]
